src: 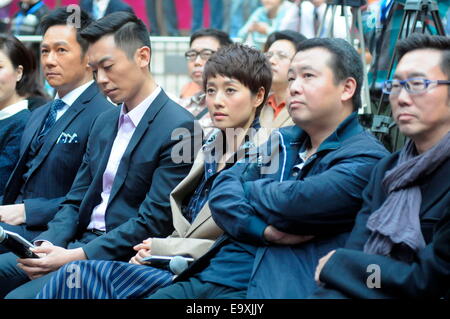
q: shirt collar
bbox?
[267,94,286,116]
[0,99,28,120]
[317,112,362,152]
[119,86,162,128]
[94,0,110,10]
[287,112,363,152]
[55,80,94,107]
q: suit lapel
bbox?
[107,90,169,205]
[20,105,49,157]
[78,109,119,228]
[171,152,205,236]
[184,202,212,237]
[26,83,98,179]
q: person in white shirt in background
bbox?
[280,0,352,39]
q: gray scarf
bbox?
[364,131,450,257]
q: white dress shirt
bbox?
[87,86,162,232]
[54,80,94,121]
[93,0,110,19]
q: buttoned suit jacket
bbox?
[36,89,201,261]
[1,82,113,229]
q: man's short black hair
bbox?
[190,28,233,48]
[396,33,450,81]
[41,7,93,55]
[296,38,363,112]
[80,11,151,60]
[203,43,272,109]
[263,30,307,52]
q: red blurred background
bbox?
[6,0,213,33]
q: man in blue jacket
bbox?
[312,34,450,299]
[149,38,389,299]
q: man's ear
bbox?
[341,77,357,104]
[136,46,151,69]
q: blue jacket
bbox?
[0,110,30,196]
[176,113,389,298]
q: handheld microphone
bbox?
[0,226,39,258]
[169,255,192,275]
[141,255,194,275]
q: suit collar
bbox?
[170,152,216,238]
[24,83,101,179]
[56,80,95,107]
[119,86,162,128]
[107,90,170,205]
[171,152,206,237]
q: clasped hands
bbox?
[129,237,152,265]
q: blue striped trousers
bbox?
[36,260,173,299]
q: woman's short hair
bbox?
[203,43,272,109]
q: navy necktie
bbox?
[37,99,66,143]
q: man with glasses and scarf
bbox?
[312,33,450,299]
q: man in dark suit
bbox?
[0,11,200,299]
[80,0,134,20]
[312,34,450,299]
[0,8,113,242]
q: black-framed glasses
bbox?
[382,78,450,96]
[184,49,216,61]
[264,50,292,60]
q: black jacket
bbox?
[313,152,450,299]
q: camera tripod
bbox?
[317,1,372,116]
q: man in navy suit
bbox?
[80,0,134,20]
[0,8,113,242]
[0,12,200,298]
